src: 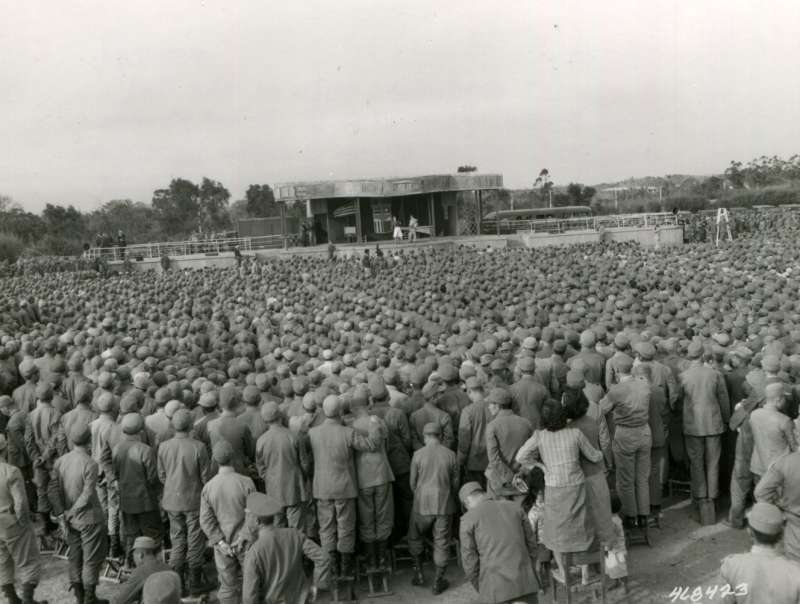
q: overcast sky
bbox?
[2,0,799,212]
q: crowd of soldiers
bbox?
[3,230,800,603]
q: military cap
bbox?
[18,359,37,378]
[261,401,281,423]
[246,492,281,518]
[212,441,234,465]
[746,502,784,535]
[0,395,12,409]
[35,382,53,402]
[242,385,260,405]
[198,391,217,408]
[579,329,596,347]
[96,391,115,413]
[518,357,536,373]
[633,341,656,360]
[423,422,441,436]
[762,355,780,373]
[437,364,458,383]
[133,372,151,389]
[322,395,340,418]
[613,333,630,349]
[410,367,428,386]
[368,376,388,400]
[566,369,585,389]
[164,400,182,419]
[458,481,484,503]
[70,424,92,446]
[465,376,482,391]
[686,341,703,359]
[97,371,114,389]
[121,413,144,435]
[171,409,192,432]
[487,387,511,407]
[142,571,181,604]
[67,354,83,371]
[616,353,634,373]
[133,536,157,551]
[522,337,538,350]
[489,359,507,372]
[218,385,240,411]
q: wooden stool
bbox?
[549,549,608,604]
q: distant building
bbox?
[273,173,503,243]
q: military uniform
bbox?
[90,413,121,544]
[600,376,652,518]
[0,458,41,598]
[199,467,256,604]
[49,444,108,591]
[351,413,394,551]
[460,498,539,604]
[112,434,161,551]
[485,409,532,497]
[410,403,454,450]
[680,359,730,500]
[242,526,328,604]
[457,399,492,487]
[308,417,376,557]
[509,374,549,431]
[254,423,311,530]
[25,398,67,515]
[207,414,254,476]
[157,432,210,577]
[408,438,459,568]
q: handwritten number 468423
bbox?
[667,584,748,602]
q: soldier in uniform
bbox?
[242,493,328,604]
[49,425,109,604]
[112,414,161,565]
[599,353,652,527]
[459,482,539,604]
[199,441,256,604]
[90,392,122,558]
[509,357,550,431]
[25,382,67,533]
[719,502,800,604]
[680,341,730,514]
[60,383,97,451]
[207,385,255,476]
[110,537,172,604]
[254,401,311,531]
[0,434,47,604]
[457,376,492,488]
[349,389,394,570]
[407,422,459,595]
[308,395,377,579]
[484,388,532,498]
[409,382,454,451]
[156,409,210,595]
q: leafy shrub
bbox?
[0,232,24,263]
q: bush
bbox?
[0,232,24,263]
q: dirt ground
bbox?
[30,492,750,604]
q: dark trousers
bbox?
[685,435,721,499]
[166,510,204,571]
[390,473,413,545]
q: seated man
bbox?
[111,537,173,604]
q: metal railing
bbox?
[86,235,286,261]
[481,212,679,235]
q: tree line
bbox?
[0,179,280,259]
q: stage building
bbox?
[273,173,503,244]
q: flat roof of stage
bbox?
[273,173,503,202]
